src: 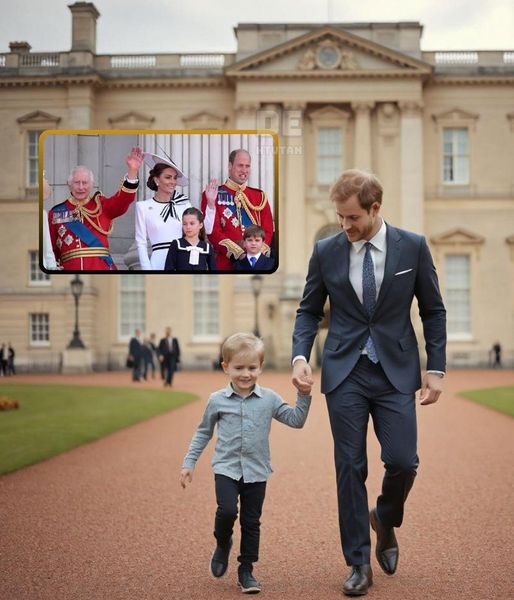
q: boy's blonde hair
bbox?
[222,332,265,364]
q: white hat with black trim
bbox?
[143,152,189,186]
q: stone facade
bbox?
[0,3,513,370]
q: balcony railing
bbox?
[423,50,514,67]
[0,51,234,72]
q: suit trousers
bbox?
[163,356,177,385]
[214,474,267,567]
[326,356,418,566]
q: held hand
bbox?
[204,179,219,208]
[292,359,314,395]
[180,468,193,489]
[126,146,144,177]
[419,373,443,405]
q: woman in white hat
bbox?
[135,153,214,270]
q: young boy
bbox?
[233,225,275,272]
[180,333,312,594]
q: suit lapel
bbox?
[375,224,401,312]
[333,234,367,316]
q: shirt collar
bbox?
[224,382,263,398]
[352,218,387,253]
[225,178,248,193]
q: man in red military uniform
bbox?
[201,149,274,271]
[47,146,143,271]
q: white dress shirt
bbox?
[349,219,387,302]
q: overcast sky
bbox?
[1,0,513,54]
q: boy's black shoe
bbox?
[237,566,261,594]
[210,538,233,578]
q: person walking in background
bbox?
[141,339,155,381]
[491,341,502,368]
[0,344,7,376]
[7,343,15,375]
[292,169,446,596]
[148,333,158,379]
[180,333,311,594]
[128,329,144,382]
[158,327,180,387]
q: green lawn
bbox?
[0,383,197,475]
[459,385,514,418]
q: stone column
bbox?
[67,84,95,128]
[352,101,374,170]
[277,102,307,367]
[235,103,259,129]
[282,102,306,277]
[399,101,424,233]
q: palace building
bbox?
[0,2,513,371]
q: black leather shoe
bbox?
[343,565,373,596]
[209,538,233,578]
[238,566,261,594]
[370,507,399,575]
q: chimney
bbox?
[9,42,32,53]
[68,2,100,53]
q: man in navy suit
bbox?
[128,328,143,382]
[233,225,275,272]
[292,170,446,596]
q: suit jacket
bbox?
[158,337,180,362]
[292,225,446,395]
[129,337,143,360]
[233,254,275,272]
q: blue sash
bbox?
[53,202,114,268]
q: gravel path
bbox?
[1,369,513,600]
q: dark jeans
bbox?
[326,356,418,566]
[214,474,267,567]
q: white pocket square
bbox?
[394,269,413,276]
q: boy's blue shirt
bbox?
[183,383,311,483]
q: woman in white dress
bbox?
[135,154,193,270]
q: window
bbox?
[317,127,342,184]
[444,255,471,336]
[29,251,50,284]
[193,275,219,338]
[30,313,50,345]
[443,128,469,184]
[119,275,146,338]
[27,130,41,188]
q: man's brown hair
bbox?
[329,169,383,211]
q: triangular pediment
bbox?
[226,26,431,79]
[431,228,484,246]
[108,111,155,129]
[432,108,479,123]
[182,110,228,129]
[17,110,61,125]
[308,105,351,122]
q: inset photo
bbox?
[40,130,278,274]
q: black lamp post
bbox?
[251,274,264,338]
[68,274,85,348]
